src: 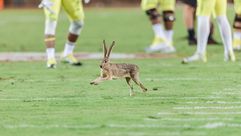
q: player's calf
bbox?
[162,10,176,48]
[62,21,84,66]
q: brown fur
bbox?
[90,40,147,96]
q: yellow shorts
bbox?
[196,0,227,16]
[141,0,175,11]
[44,0,84,21]
[234,0,241,15]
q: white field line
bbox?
[128,96,235,100]
[104,132,184,136]
[185,101,241,104]
[107,124,187,128]
[0,52,175,61]
[10,78,215,82]
[157,112,241,115]
[202,122,225,129]
[3,124,100,129]
[124,96,241,100]
[104,132,206,136]
[173,106,241,110]
[223,87,241,91]
[145,77,230,81]
[1,96,238,101]
[0,97,84,101]
[2,123,241,129]
[2,77,234,82]
[8,79,84,82]
[202,122,241,129]
[212,92,241,95]
[144,117,234,122]
[3,77,235,83]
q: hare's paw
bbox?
[143,88,148,92]
[90,81,98,85]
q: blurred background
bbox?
[1,0,140,8]
[0,0,235,9]
[0,0,236,53]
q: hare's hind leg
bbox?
[131,73,147,92]
[125,77,135,96]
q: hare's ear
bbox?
[107,41,115,58]
[103,40,107,57]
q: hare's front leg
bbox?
[101,69,113,80]
[90,73,113,85]
[125,77,135,96]
[104,69,113,80]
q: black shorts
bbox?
[180,0,197,8]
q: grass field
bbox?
[1,7,241,136]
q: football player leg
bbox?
[181,0,218,45]
[182,0,197,45]
[183,0,235,63]
[61,0,85,66]
[43,0,61,68]
[233,0,241,51]
[161,0,176,53]
[182,0,214,63]
[141,0,169,53]
[215,0,235,61]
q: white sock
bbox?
[216,16,233,53]
[63,41,75,57]
[46,48,55,60]
[165,30,173,45]
[152,24,166,39]
[196,16,210,54]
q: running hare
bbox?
[90,40,147,96]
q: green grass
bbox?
[0,7,241,136]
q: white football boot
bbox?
[145,37,168,53]
[47,58,57,68]
[182,52,207,64]
[224,50,236,62]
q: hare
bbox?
[90,40,147,96]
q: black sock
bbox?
[188,29,195,40]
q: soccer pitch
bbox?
[1,7,241,136]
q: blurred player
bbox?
[39,0,90,68]
[233,0,241,51]
[182,0,235,63]
[181,0,218,45]
[141,0,176,53]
